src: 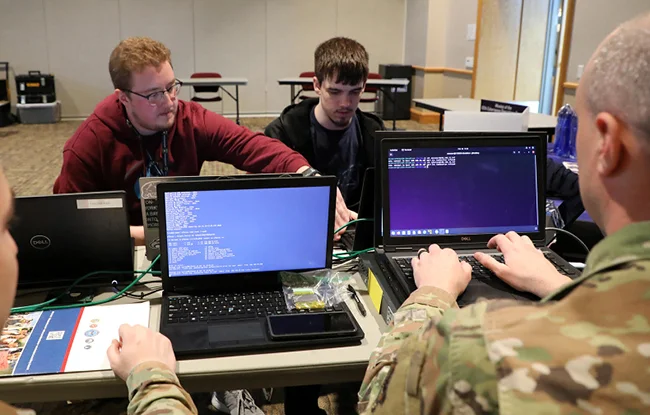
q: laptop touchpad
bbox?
[208,319,265,344]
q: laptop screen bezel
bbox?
[379,133,547,249]
[157,176,337,292]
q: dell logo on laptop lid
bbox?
[30,235,51,249]
[461,236,472,242]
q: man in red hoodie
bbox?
[54,37,354,245]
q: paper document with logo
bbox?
[0,302,149,376]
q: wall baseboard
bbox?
[410,108,440,124]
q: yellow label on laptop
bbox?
[367,270,383,313]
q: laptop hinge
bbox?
[385,246,415,252]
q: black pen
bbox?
[347,284,366,317]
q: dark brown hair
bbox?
[315,37,369,86]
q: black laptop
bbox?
[139,173,301,261]
[375,132,581,306]
[156,176,365,356]
[11,191,134,290]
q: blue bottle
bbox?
[568,110,578,160]
[553,104,573,157]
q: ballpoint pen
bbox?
[347,284,366,317]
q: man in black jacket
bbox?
[266,37,383,415]
[265,37,385,209]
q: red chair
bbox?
[360,73,382,103]
[295,71,317,101]
[190,72,222,103]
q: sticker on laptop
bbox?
[76,198,123,210]
[140,180,164,200]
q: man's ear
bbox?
[595,112,624,176]
[116,89,129,105]
[313,77,321,95]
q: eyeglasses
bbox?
[124,80,183,106]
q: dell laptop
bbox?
[11,191,134,290]
[156,176,364,356]
[375,131,581,306]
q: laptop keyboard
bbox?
[394,252,575,284]
[165,291,344,324]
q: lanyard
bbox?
[127,118,169,177]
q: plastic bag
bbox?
[279,269,353,311]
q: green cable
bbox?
[11,256,161,314]
[334,218,374,235]
[333,247,375,260]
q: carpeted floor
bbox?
[0,115,437,414]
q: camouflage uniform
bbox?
[0,361,197,414]
[126,361,197,414]
[358,222,650,414]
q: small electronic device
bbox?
[267,311,358,340]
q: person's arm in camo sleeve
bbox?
[357,286,459,413]
[107,324,198,414]
[126,361,197,414]
[358,245,472,413]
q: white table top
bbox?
[0,248,386,403]
[278,77,410,87]
[178,77,248,86]
[413,98,557,129]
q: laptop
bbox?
[335,168,376,252]
[139,173,300,261]
[155,176,364,356]
[376,132,581,306]
[11,191,134,290]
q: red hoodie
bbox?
[53,94,309,225]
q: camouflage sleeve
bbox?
[358,286,458,413]
[126,361,198,415]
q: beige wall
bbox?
[514,0,550,101]
[0,0,406,118]
[405,0,429,66]
[443,73,473,98]
[473,0,523,100]
[408,0,477,100]
[566,0,650,84]
[425,0,449,67]
[562,88,576,108]
[445,0,478,69]
[423,73,445,97]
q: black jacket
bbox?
[264,98,385,205]
[546,158,580,199]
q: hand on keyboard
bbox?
[412,244,472,299]
[475,231,572,298]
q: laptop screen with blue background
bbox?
[387,145,539,237]
[163,187,331,277]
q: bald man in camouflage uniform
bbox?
[358,13,650,415]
